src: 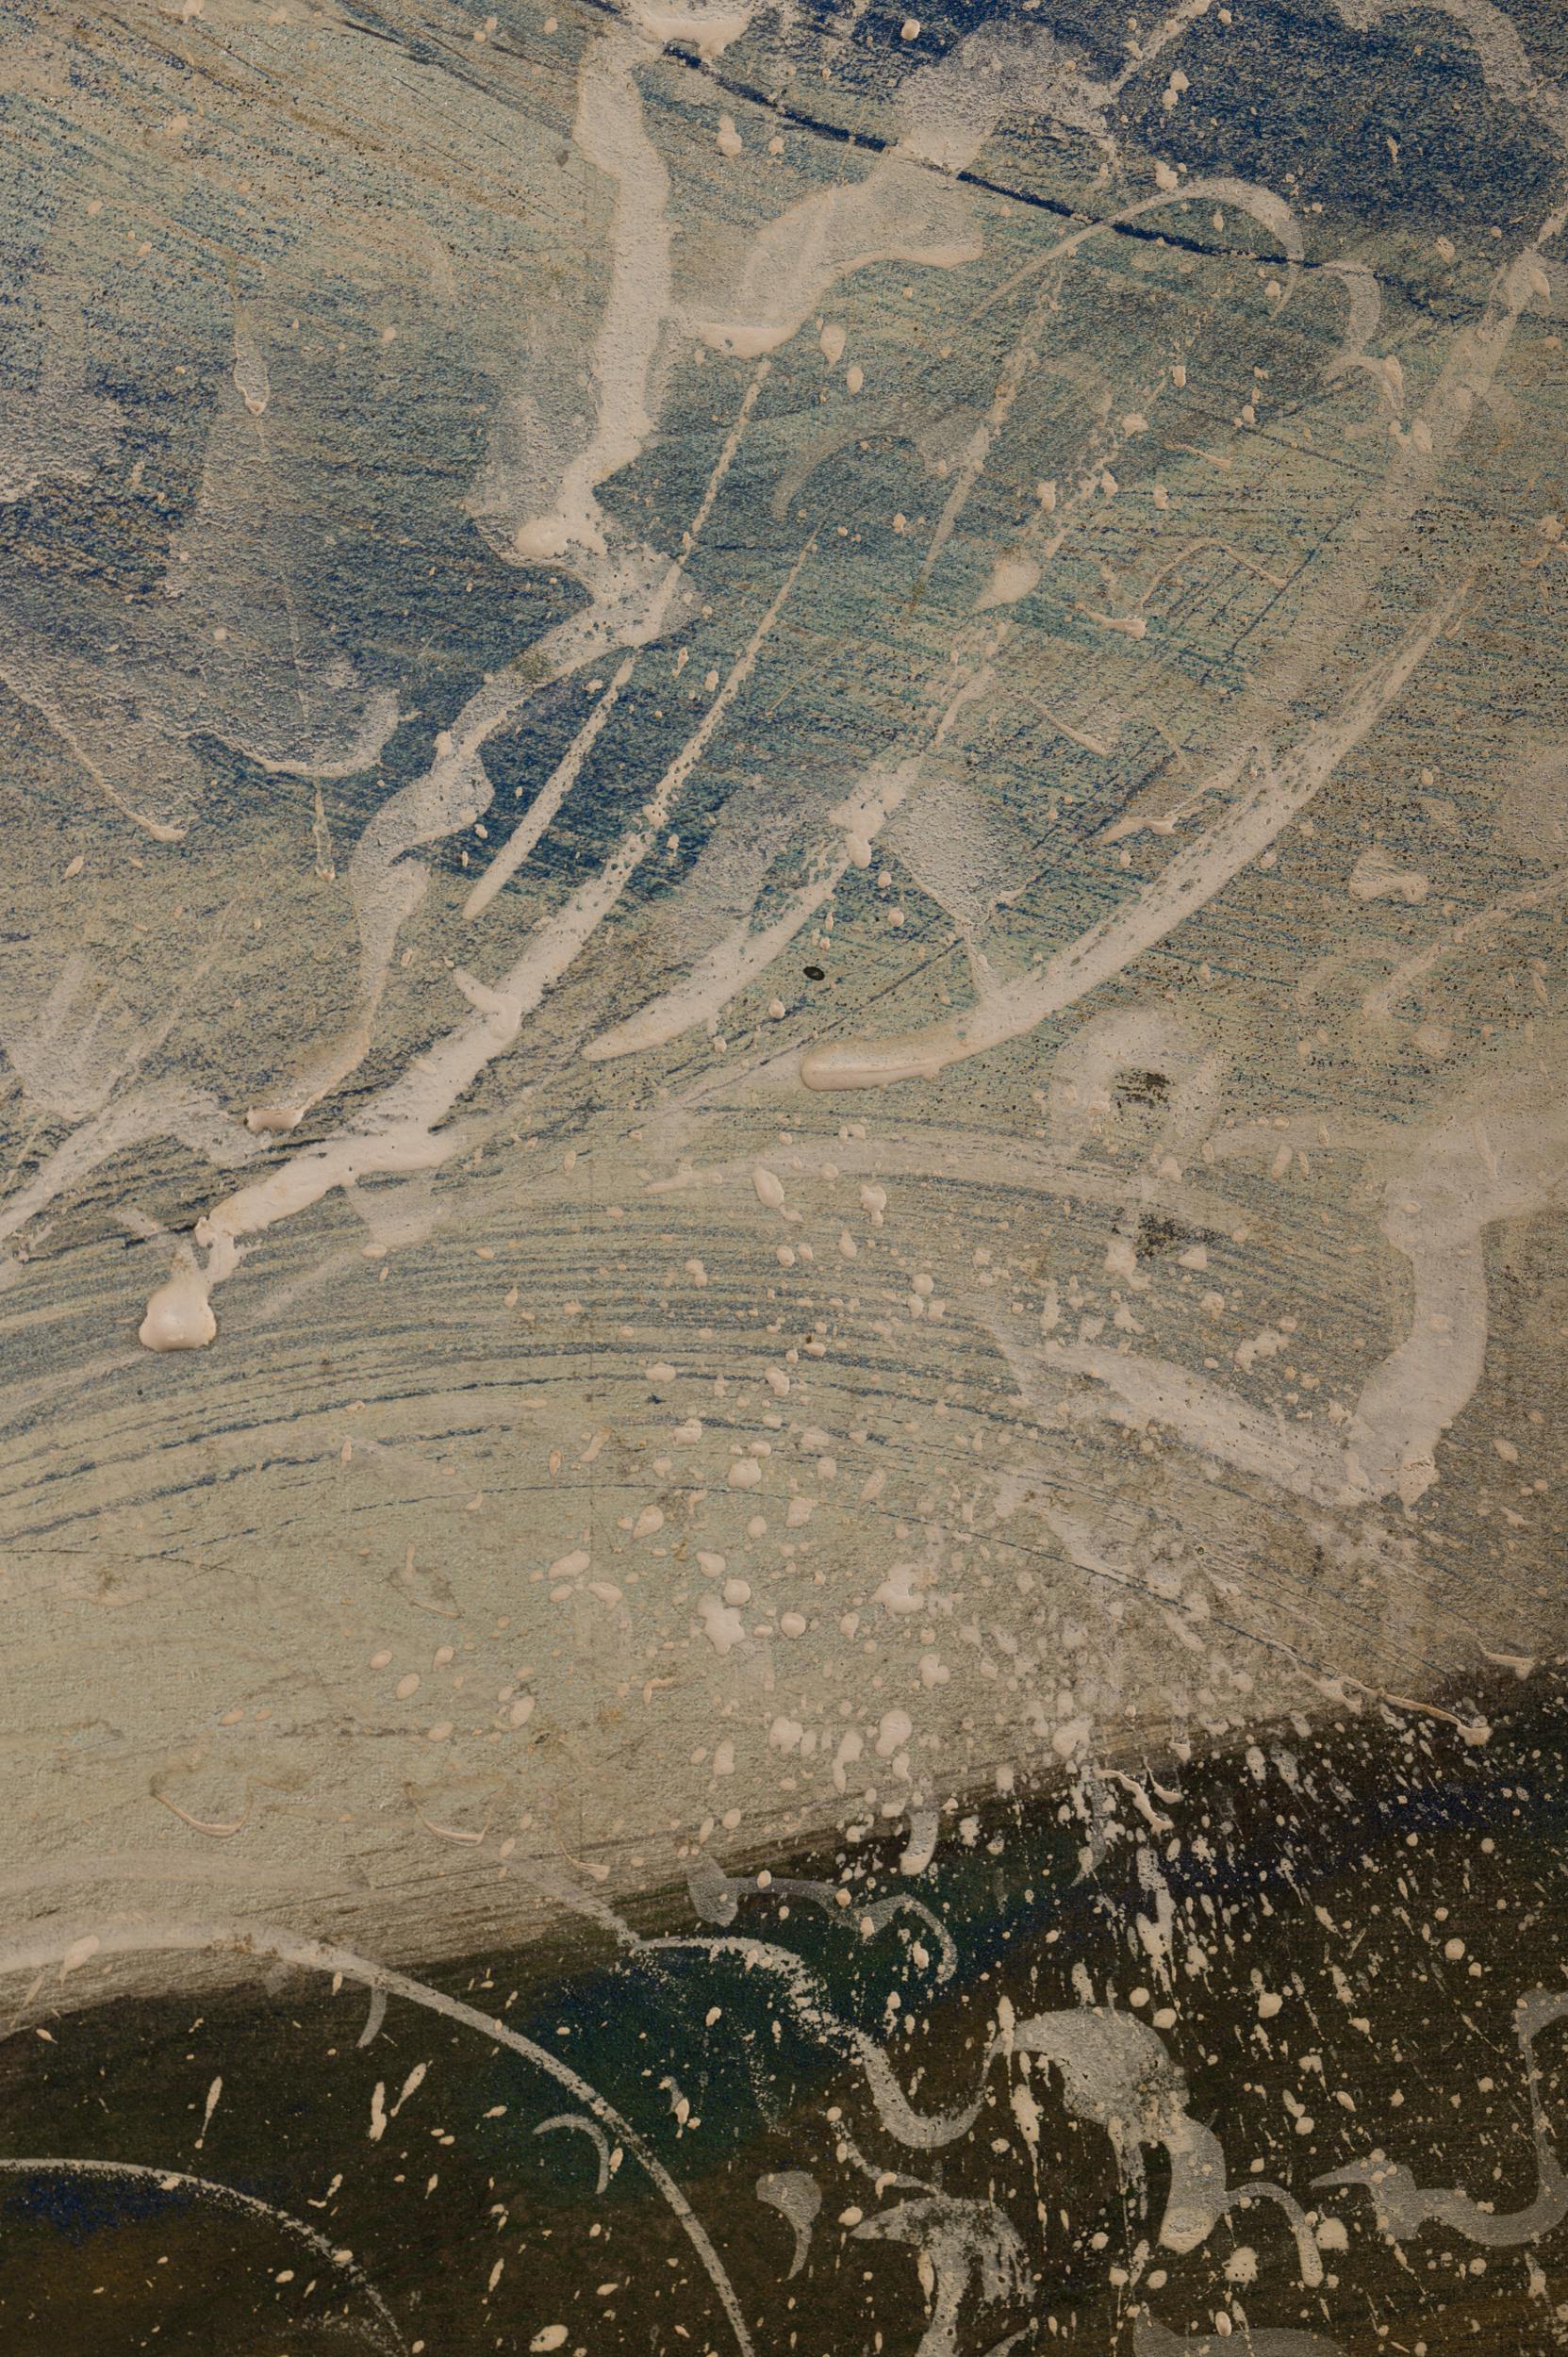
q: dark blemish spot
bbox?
[1114,1068,1170,1106]
[803,964,825,981]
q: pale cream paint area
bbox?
[0,0,1564,2001]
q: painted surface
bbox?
[0,0,1565,2346]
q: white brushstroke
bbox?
[465,362,768,923]
[505,25,673,574]
[1137,2319,1344,2356]
[757,2168,819,2279]
[803,137,1568,1090]
[0,2153,405,2354]
[194,2074,222,2148]
[1362,865,1568,1026]
[1319,260,1401,408]
[536,2111,613,2193]
[0,1085,259,1258]
[801,576,1464,1089]
[143,544,815,1343]
[1011,2007,1323,2283]
[1316,1990,1568,2245]
[685,1853,957,1978]
[584,753,919,1060]
[0,1915,755,2357]
[993,1016,1568,1505]
[853,2186,1033,2357]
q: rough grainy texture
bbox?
[1,0,1565,2347]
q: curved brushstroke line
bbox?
[799,574,1466,1090]
[640,1933,988,2149]
[1314,1988,1568,2246]
[685,1855,958,1980]
[803,137,1568,1093]
[0,1919,754,2357]
[0,2154,405,2355]
[0,662,187,842]
[535,2112,613,2194]
[756,2167,819,2278]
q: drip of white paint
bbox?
[195,2074,222,2148]
[139,1254,218,1353]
